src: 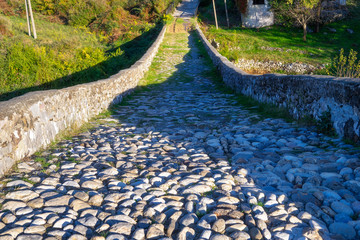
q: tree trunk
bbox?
[315,0,322,33]
[303,23,307,41]
[224,0,230,28]
[25,0,31,36]
[212,0,219,29]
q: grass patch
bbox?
[136,164,145,170]
[138,23,192,90]
[21,177,36,185]
[201,191,214,197]
[196,210,206,218]
[198,0,360,74]
[68,157,80,164]
[34,157,51,169]
[96,107,116,119]
[48,121,94,148]
[316,108,337,137]
[99,231,109,238]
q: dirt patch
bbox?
[0,25,7,35]
[0,15,12,36]
[0,0,13,15]
[242,69,272,75]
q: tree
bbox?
[271,0,319,41]
[212,0,219,29]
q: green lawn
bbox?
[198,0,360,74]
[0,13,160,101]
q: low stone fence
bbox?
[196,24,360,142]
[0,25,167,177]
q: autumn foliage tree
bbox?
[271,0,319,41]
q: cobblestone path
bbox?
[1,3,360,240]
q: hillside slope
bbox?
[0,0,180,101]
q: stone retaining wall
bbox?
[0,25,167,177]
[196,24,360,142]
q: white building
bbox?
[241,0,274,28]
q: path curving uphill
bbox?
[0,1,360,239]
[173,0,199,18]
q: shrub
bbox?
[34,0,56,15]
[67,0,109,27]
[269,0,293,27]
[327,48,360,78]
[161,14,172,24]
[317,107,335,136]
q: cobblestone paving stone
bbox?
[1,2,360,240]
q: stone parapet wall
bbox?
[0,25,167,177]
[196,24,360,142]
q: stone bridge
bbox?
[0,0,359,239]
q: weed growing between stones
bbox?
[68,157,80,164]
[297,114,317,126]
[99,231,109,238]
[317,108,337,137]
[21,177,36,185]
[34,157,51,169]
[326,48,360,78]
[196,210,206,218]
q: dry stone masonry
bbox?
[234,58,324,75]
